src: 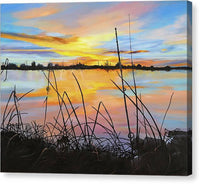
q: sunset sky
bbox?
[1,1,192,67]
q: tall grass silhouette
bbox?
[1,66,192,175]
[1,28,191,175]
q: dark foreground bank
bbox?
[1,129,192,175]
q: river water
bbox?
[0,69,192,137]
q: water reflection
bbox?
[0,69,191,136]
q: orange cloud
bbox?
[1,32,78,44]
[104,50,149,55]
[13,4,63,19]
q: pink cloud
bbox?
[76,1,158,35]
[14,2,157,36]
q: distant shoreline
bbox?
[1,64,192,71]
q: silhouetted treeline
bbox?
[1,61,192,71]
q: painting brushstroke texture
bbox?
[0,1,192,175]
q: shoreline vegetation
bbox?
[1,60,192,71]
[1,128,192,174]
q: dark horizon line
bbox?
[1,62,192,71]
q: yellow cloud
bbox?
[1,32,118,65]
[165,39,187,45]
